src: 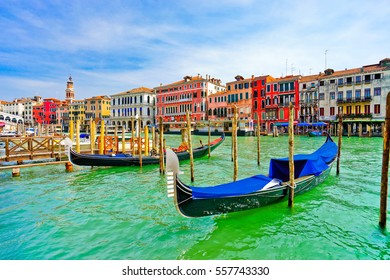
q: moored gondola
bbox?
[166,135,337,218]
[67,134,225,167]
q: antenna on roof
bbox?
[325,50,328,69]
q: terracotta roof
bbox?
[111,87,153,96]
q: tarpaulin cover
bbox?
[268,136,337,182]
[191,174,280,199]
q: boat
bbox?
[165,135,337,217]
[67,134,225,167]
[308,131,325,137]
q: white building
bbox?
[110,87,156,130]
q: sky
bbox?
[0,0,389,101]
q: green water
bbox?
[1,135,389,260]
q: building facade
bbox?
[32,98,61,124]
[318,58,390,135]
[155,74,225,123]
[85,95,111,125]
[110,87,156,130]
[68,100,85,124]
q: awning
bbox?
[297,122,327,127]
[0,122,5,127]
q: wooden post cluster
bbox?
[288,102,295,207]
[131,117,135,155]
[379,92,390,228]
[186,111,195,182]
[122,126,126,153]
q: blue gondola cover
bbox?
[269,136,337,181]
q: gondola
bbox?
[308,131,325,137]
[67,134,225,167]
[165,134,337,218]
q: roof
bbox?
[111,87,153,96]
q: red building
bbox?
[155,74,225,123]
[251,75,276,131]
[259,75,300,132]
[33,98,61,124]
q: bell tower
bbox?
[65,75,75,103]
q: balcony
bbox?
[336,96,371,104]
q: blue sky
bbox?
[0,0,389,101]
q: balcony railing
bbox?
[336,96,371,104]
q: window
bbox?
[337,91,343,100]
[330,79,335,84]
[355,89,361,100]
[355,105,361,114]
[374,88,381,96]
[239,84,243,89]
[330,107,335,116]
[279,109,284,119]
[279,84,283,92]
[330,92,335,100]
[273,84,278,91]
[246,92,249,99]
[254,90,258,98]
[227,85,231,91]
[346,90,352,100]
[346,77,352,85]
[319,93,325,100]
[364,88,371,98]
[319,81,324,86]
[374,73,381,79]
[364,74,371,83]
[244,83,249,89]
[346,106,352,115]
[355,76,361,83]
[267,85,270,92]
[290,82,294,90]
[240,93,243,100]
[338,78,343,85]
[364,105,370,114]
[374,104,380,114]
[320,107,324,116]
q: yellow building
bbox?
[84,95,111,124]
[68,100,85,124]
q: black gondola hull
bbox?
[69,135,224,166]
[175,166,332,217]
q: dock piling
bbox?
[379,92,390,228]
[186,111,195,182]
[208,120,211,157]
[232,106,238,182]
[288,102,295,207]
[159,116,165,174]
[256,114,261,166]
[337,108,343,175]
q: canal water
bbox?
[0,135,389,260]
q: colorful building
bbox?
[84,95,111,125]
[110,87,156,130]
[251,75,276,131]
[68,100,85,124]
[33,98,61,124]
[318,58,390,136]
[155,74,225,123]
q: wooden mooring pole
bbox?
[208,120,211,158]
[288,102,295,207]
[159,116,164,174]
[233,106,238,182]
[138,118,142,168]
[76,119,80,153]
[99,120,105,155]
[131,117,135,155]
[379,92,390,228]
[186,111,195,182]
[257,114,261,166]
[337,108,343,175]
[122,126,126,153]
